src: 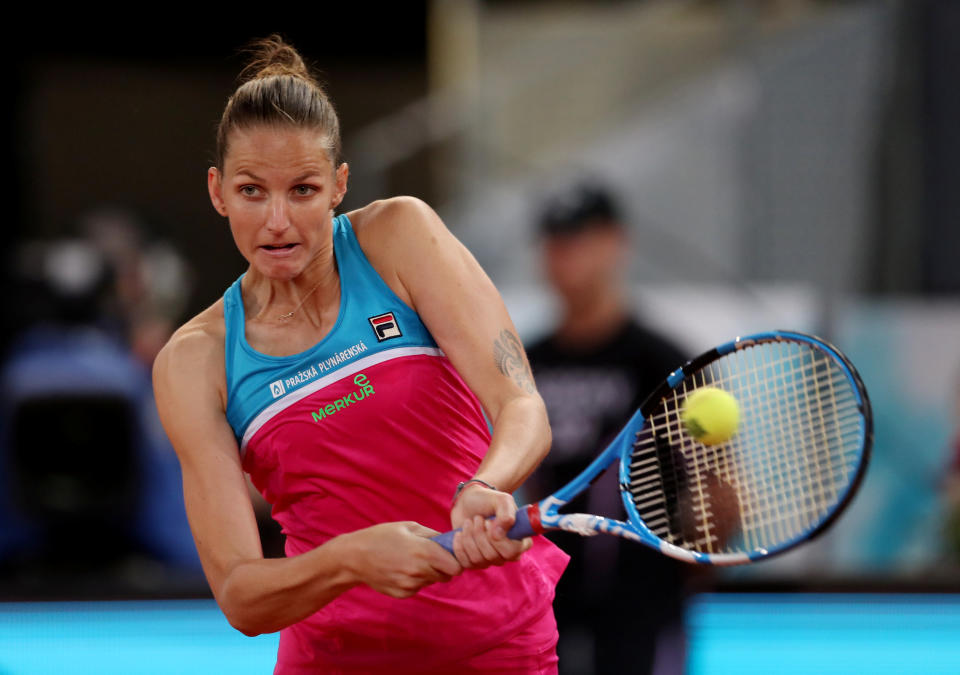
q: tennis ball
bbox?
[680,387,740,445]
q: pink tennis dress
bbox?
[223,214,568,673]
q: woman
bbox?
[152,36,567,673]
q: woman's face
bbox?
[208,125,348,280]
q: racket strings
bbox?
[713,345,856,550]
[627,340,865,556]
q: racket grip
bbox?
[431,506,538,555]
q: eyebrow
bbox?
[233,170,324,183]
[292,172,322,183]
[234,169,263,182]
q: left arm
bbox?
[354,197,550,567]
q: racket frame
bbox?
[525,329,873,566]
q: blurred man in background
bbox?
[525,183,691,675]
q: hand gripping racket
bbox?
[433,330,872,565]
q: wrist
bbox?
[330,531,369,591]
[451,478,498,506]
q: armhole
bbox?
[335,213,417,314]
[222,277,244,411]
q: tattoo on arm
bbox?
[493,329,535,393]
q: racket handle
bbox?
[431,506,538,555]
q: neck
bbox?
[244,252,340,325]
[554,291,629,347]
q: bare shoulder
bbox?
[346,197,454,306]
[153,300,227,403]
[347,196,446,250]
[157,301,225,366]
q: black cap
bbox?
[537,183,623,236]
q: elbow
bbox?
[234,623,264,639]
[220,597,265,637]
[217,579,270,638]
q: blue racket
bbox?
[433,330,872,565]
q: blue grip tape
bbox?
[432,529,457,553]
[431,506,536,554]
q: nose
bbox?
[266,197,291,233]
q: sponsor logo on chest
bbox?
[309,373,376,423]
[268,341,369,398]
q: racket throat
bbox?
[524,503,546,535]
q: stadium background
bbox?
[3,2,959,673]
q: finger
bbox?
[453,517,484,568]
[403,560,450,591]
[402,522,464,576]
[415,567,451,587]
[407,522,441,538]
[494,540,531,563]
[463,515,501,567]
[428,543,464,577]
[489,500,517,539]
[462,515,499,565]
[484,518,529,562]
[513,535,534,557]
[471,516,506,564]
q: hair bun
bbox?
[216,34,341,168]
[240,34,318,87]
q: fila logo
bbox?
[269,380,286,398]
[368,312,402,342]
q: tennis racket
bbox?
[433,330,872,565]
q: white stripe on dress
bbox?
[240,345,444,453]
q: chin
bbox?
[253,258,304,281]
[249,244,325,281]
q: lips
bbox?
[260,243,299,257]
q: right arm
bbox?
[152,318,461,636]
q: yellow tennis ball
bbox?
[680,387,740,445]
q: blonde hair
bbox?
[215,35,341,169]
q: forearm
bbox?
[217,534,358,636]
[447,394,547,567]
[473,394,551,494]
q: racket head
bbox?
[619,330,872,565]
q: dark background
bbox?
[6,10,430,327]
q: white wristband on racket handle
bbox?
[431,504,542,554]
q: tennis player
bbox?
[153,35,567,673]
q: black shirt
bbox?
[526,318,689,621]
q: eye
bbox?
[293,185,317,197]
[239,185,261,197]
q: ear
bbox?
[207,167,228,217]
[331,162,349,210]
